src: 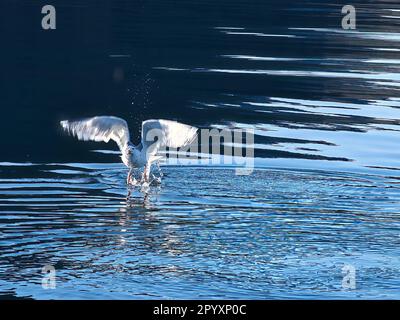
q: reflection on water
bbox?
[2,0,400,175]
[0,163,400,299]
[154,21,400,174]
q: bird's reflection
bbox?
[118,182,186,259]
[99,165,186,263]
[126,180,162,208]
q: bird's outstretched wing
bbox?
[60,116,130,152]
[141,119,198,156]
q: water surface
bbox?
[1,163,399,299]
[1,0,400,299]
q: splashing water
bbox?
[127,161,163,195]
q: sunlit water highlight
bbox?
[0,163,399,299]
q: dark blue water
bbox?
[1,0,400,299]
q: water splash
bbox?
[126,161,163,200]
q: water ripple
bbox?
[0,164,399,299]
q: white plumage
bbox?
[60,116,198,184]
[60,116,130,151]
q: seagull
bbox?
[60,116,198,185]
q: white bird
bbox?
[60,116,198,185]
